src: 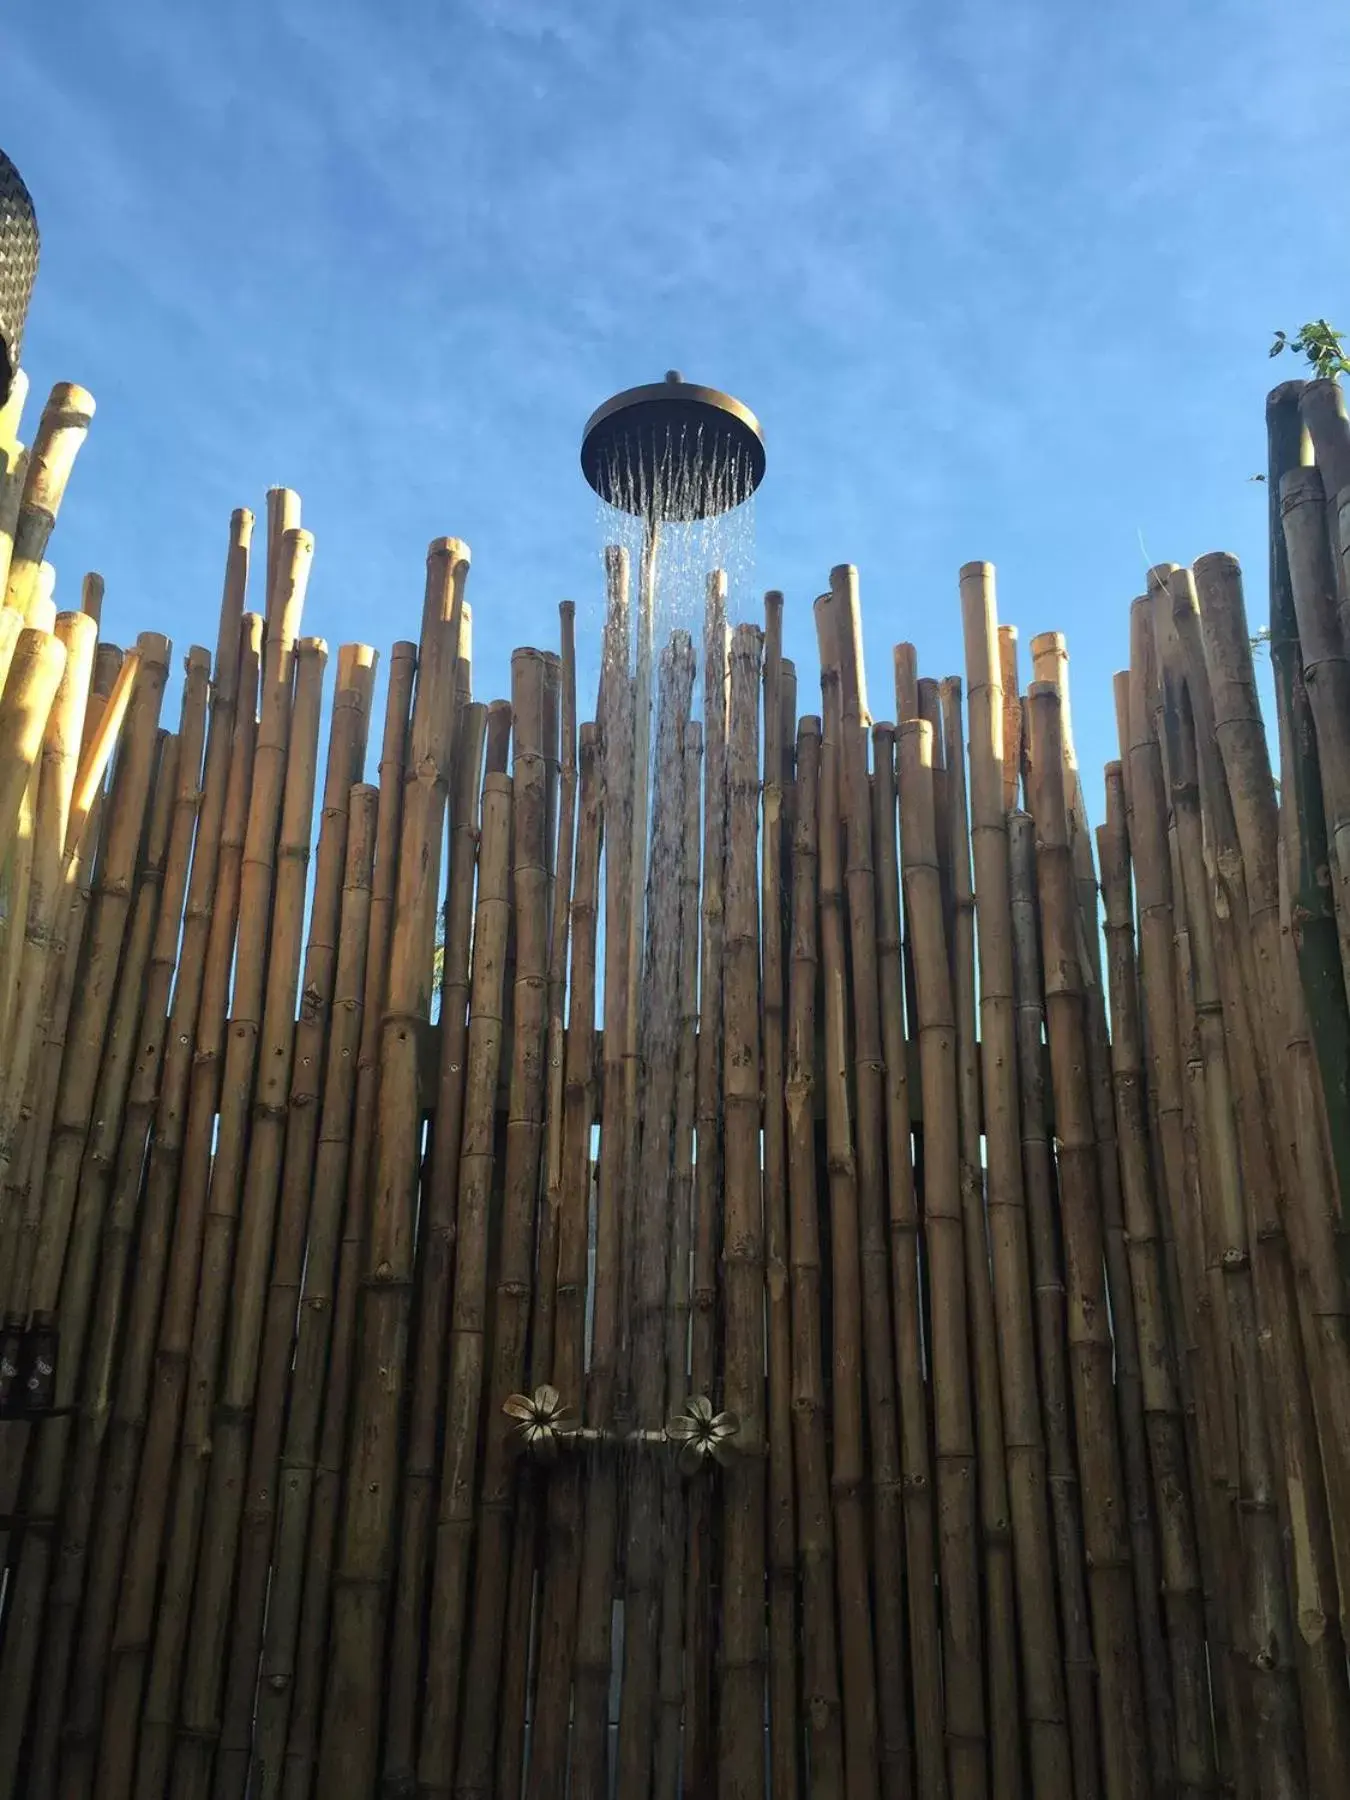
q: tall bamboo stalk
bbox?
[959,564,1073,1799]
[415,766,512,1799]
[685,567,727,1800]
[615,633,696,1799]
[1265,385,1350,1207]
[897,715,987,1800]
[822,572,911,1800]
[3,382,94,620]
[940,671,1022,1800]
[274,645,420,1800]
[376,611,476,1798]
[526,719,601,1800]
[116,513,307,1800]
[872,717,946,1800]
[998,624,1022,813]
[1097,768,1215,1798]
[1299,379,1350,592]
[1026,682,1149,1800]
[759,593,798,1800]
[787,714,845,1800]
[91,608,262,1800]
[1008,812,1100,1800]
[716,620,767,1800]
[458,645,562,1800]
[209,643,377,1800]
[318,538,467,1798]
[654,709,704,1800]
[818,636,879,1800]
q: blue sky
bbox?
[5,0,1348,810]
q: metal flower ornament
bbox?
[666,1395,740,1475]
[503,1385,578,1464]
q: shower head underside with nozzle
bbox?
[580,371,765,522]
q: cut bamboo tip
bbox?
[81,573,104,624]
[336,642,379,691]
[428,535,471,567]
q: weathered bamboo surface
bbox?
[1,370,1349,1800]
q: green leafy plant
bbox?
[1270,320,1350,382]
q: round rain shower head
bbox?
[580,371,765,522]
[0,148,39,409]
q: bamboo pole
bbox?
[1026,682,1150,1800]
[415,769,512,1800]
[64,644,141,860]
[380,610,481,1800]
[614,633,696,1800]
[1281,464,1350,1000]
[568,553,634,1800]
[272,646,419,1800]
[492,619,577,1800]
[0,626,66,895]
[1008,812,1101,1800]
[458,645,563,1800]
[317,538,467,1798]
[1299,379,1350,595]
[3,382,94,620]
[818,632,880,1800]
[1097,769,1215,1798]
[684,566,727,1800]
[0,725,176,1800]
[88,609,262,1800]
[822,572,911,1800]
[104,513,306,1800]
[0,370,29,596]
[716,620,767,1800]
[786,715,845,1800]
[532,601,578,1394]
[758,593,798,1800]
[940,671,1023,1800]
[655,709,703,1800]
[208,643,377,1800]
[22,643,210,1800]
[897,715,986,1800]
[1032,626,1172,1793]
[959,564,1074,1799]
[998,624,1022,813]
[1265,385,1350,1194]
[871,718,946,1800]
[143,631,325,1799]
[526,719,601,1800]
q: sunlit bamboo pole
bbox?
[526,720,601,1800]
[1027,681,1149,1800]
[317,538,466,1797]
[897,715,986,1800]
[3,382,94,620]
[787,714,846,1800]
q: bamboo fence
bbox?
[2,367,1350,1800]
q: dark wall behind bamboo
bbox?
[2,374,1350,1800]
